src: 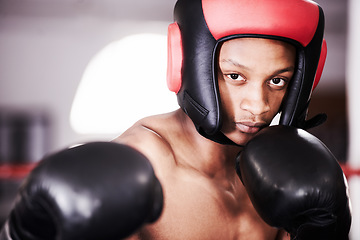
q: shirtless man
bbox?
[0,0,352,240]
[113,1,324,237]
[115,37,296,239]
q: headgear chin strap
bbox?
[167,0,327,144]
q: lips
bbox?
[236,121,266,134]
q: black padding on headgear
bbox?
[174,0,221,137]
[279,6,325,129]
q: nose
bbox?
[240,83,270,116]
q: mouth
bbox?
[235,121,267,134]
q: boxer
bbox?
[0,126,350,240]
[115,0,349,239]
[0,0,351,239]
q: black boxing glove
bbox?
[236,125,351,240]
[0,142,163,240]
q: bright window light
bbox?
[70,33,178,134]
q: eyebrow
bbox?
[220,59,295,75]
[221,59,251,71]
[275,66,295,75]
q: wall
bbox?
[0,0,176,152]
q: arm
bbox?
[0,142,163,240]
[236,125,351,240]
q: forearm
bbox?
[0,142,163,240]
[237,126,351,240]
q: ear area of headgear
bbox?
[312,39,327,90]
[167,22,183,93]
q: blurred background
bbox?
[0,0,359,238]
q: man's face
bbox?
[218,38,296,145]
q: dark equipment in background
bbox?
[0,109,51,226]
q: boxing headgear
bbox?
[167,0,327,144]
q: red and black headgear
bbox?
[167,0,327,144]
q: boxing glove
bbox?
[236,125,351,240]
[0,142,163,240]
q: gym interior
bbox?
[0,0,359,238]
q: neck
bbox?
[175,109,242,179]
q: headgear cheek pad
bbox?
[167,0,326,144]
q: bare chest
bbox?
[141,172,279,240]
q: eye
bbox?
[225,73,245,81]
[268,77,288,89]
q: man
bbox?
[0,0,351,239]
[115,37,296,239]
[114,0,324,238]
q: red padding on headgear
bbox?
[202,0,319,47]
[167,22,183,93]
[313,39,327,90]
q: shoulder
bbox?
[112,111,182,177]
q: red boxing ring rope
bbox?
[0,163,38,180]
[341,164,360,179]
